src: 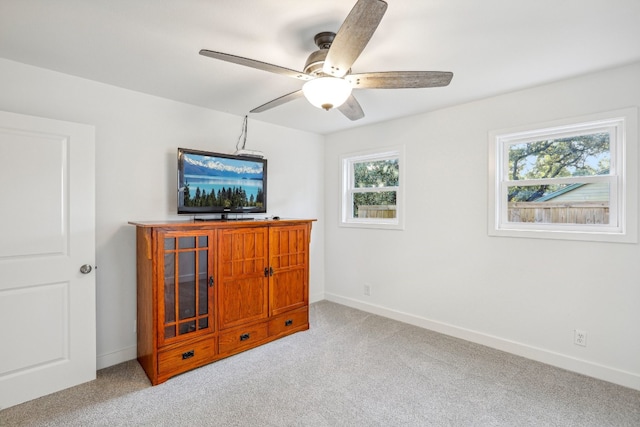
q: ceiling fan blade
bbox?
[323,0,388,78]
[250,90,305,113]
[338,95,365,121]
[199,50,311,81]
[346,71,453,89]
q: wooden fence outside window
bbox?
[508,202,609,224]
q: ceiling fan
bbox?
[199,0,453,121]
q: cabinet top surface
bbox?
[128,218,316,229]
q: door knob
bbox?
[80,264,93,274]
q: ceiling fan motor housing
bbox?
[304,32,338,76]
[303,49,328,76]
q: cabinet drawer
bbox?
[219,323,269,354]
[158,337,216,378]
[269,308,309,336]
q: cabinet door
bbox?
[218,227,269,329]
[269,224,309,316]
[157,230,215,346]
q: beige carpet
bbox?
[2,301,639,426]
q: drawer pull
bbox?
[284,319,293,327]
[240,333,250,341]
[182,350,195,360]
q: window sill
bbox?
[489,226,636,244]
[340,220,404,230]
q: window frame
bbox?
[340,145,405,230]
[488,108,638,243]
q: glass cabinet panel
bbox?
[160,231,213,343]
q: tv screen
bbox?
[177,148,267,215]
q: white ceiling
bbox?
[1,0,639,134]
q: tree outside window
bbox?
[507,132,610,204]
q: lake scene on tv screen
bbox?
[182,152,264,209]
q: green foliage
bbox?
[354,159,399,188]
[508,133,609,202]
[183,182,264,208]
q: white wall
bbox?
[0,58,325,369]
[324,62,640,390]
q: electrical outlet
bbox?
[574,329,587,347]
[363,284,371,296]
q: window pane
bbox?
[353,191,397,218]
[164,326,175,339]
[178,236,196,249]
[198,249,208,316]
[178,251,196,321]
[198,318,208,330]
[164,237,175,250]
[354,159,399,188]
[179,320,196,335]
[507,183,610,224]
[164,253,175,324]
[508,132,610,181]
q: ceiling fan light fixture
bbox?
[302,77,352,111]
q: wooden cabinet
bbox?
[130,219,314,385]
[218,227,269,330]
[269,224,310,316]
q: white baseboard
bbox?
[323,292,640,391]
[97,345,137,370]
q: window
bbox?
[341,146,404,229]
[489,108,638,243]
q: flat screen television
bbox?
[177,148,267,216]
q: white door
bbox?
[0,110,96,409]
